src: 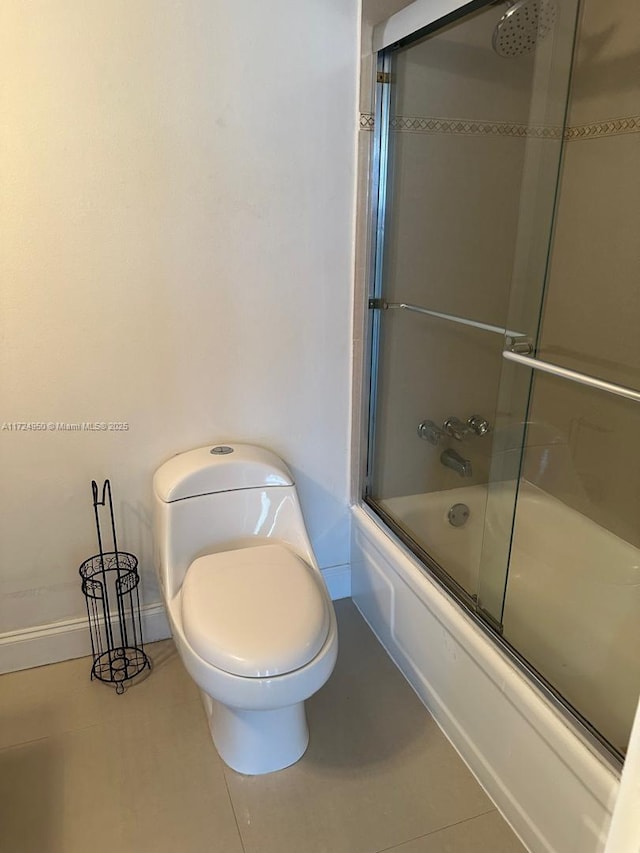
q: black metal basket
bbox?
[79,482,151,693]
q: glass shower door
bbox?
[477,24,640,750]
[366,0,640,758]
[490,373,640,756]
[366,0,579,604]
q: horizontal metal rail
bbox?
[382,300,640,402]
[503,350,640,403]
[387,302,525,338]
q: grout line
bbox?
[221,768,248,853]
[0,692,202,752]
[0,718,111,752]
[373,807,498,853]
[0,733,52,753]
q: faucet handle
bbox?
[442,417,469,441]
[422,415,490,444]
[467,415,490,436]
[417,420,444,446]
[443,415,491,440]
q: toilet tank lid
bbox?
[153,444,294,503]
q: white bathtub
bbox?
[379,482,492,593]
[351,486,624,853]
[380,480,640,754]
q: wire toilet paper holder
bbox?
[78,479,151,693]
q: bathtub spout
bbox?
[440,448,473,478]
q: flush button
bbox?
[210,445,234,455]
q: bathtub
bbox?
[351,482,626,853]
[380,481,640,754]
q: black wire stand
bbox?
[79,480,151,693]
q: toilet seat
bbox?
[181,543,330,678]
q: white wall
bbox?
[0,1,359,646]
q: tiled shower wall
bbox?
[355,2,546,499]
[355,0,640,547]
[525,0,640,547]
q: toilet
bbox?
[152,443,338,775]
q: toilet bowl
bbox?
[152,443,338,775]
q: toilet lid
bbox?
[181,543,331,678]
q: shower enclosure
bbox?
[364,0,640,762]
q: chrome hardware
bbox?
[443,417,470,441]
[467,415,490,436]
[417,420,444,446]
[506,335,534,355]
[443,415,491,441]
[440,448,473,478]
[448,503,471,527]
[368,298,388,310]
[502,350,640,403]
[493,0,558,59]
[210,445,234,455]
[383,301,525,339]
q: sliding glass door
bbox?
[365,0,640,758]
[366,0,578,603]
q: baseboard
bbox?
[1,565,350,675]
[321,563,351,600]
[0,603,171,675]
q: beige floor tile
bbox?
[0,698,244,853]
[223,600,493,853]
[1,601,526,853]
[380,810,527,852]
[0,639,199,749]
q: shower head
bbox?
[492,0,558,58]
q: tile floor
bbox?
[0,600,526,853]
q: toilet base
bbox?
[201,692,309,775]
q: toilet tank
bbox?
[154,444,294,501]
[153,444,316,599]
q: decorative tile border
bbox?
[359,112,561,138]
[360,113,375,131]
[391,115,562,138]
[565,115,640,140]
[360,112,640,142]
